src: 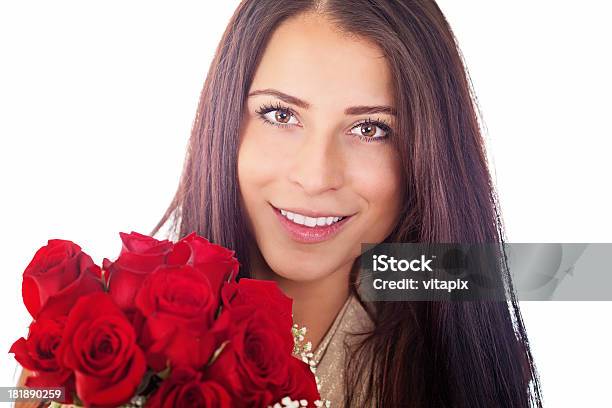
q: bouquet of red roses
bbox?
[10,231,321,407]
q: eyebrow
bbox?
[247,88,396,116]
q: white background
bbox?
[1,1,610,406]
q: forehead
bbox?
[250,12,394,110]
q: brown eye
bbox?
[275,109,291,123]
[361,123,377,137]
[260,107,299,126]
[350,121,389,139]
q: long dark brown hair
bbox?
[151,1,543,406]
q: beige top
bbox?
[307,294,375,408]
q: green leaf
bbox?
[73,392,84,406]
[134,369,155,396]
[157,361,172,380]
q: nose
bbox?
[287,128,345,195]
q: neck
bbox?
[249,247,352,351]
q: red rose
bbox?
[9,317,75,403]
[57,292,146,407]
[22,239,102,319]
[135,264,228,371]
[106,232,240,313]
[276,357,321,406]
[206,305,295,407]
[222,279,293,336]
[105,232,176,311]
[146,366,232,408]
[173,233,240,299]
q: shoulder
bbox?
[344,294,375,338]
[313,295,375,407]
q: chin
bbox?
[265,255,338,283]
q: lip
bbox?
[270,204,355,244]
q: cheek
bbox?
[349,148,402,238]
[237,124,285,198]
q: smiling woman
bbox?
[239,13,403,289]
[149,0,543,407]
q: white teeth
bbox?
[279,209,345,228]
[304,216,317,227]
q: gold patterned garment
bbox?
[296,293,375,408]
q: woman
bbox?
[18,1,543,407]
[149,1,543,407]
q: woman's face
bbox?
[238,13,403,282]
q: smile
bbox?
[270,204,355,244]
[279,209,345,227]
